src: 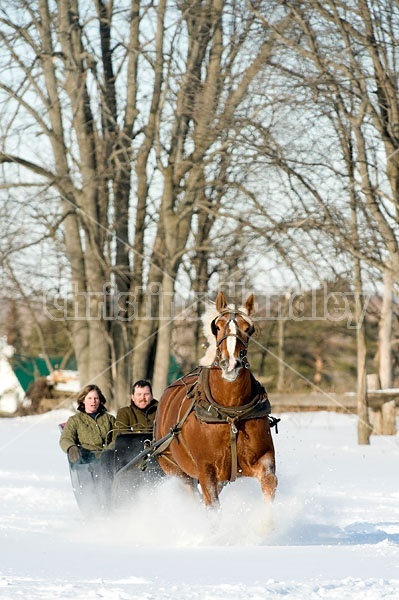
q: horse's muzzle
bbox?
[219,358,241,381]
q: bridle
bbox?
[211,309,254,369]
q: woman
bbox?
[59,384,115,464]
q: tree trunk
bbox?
[85,249,112,401]
[152,273,174,398]
[378,266,393,390]
[131,232,165,382]
[276,318,285,393]
[354,273,371,445]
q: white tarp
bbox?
[0,338,24,413]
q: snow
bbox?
[1,409,399,599]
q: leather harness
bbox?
[123,366,277,483]
[119,308,280,481]
[194,367,272,481]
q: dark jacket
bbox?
[113,399,158,437]
[59,408,115,456]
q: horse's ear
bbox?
[244,294,255,316]
[216,291,227,312]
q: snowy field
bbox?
[1,408,399,599]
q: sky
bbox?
[0,408,399,599]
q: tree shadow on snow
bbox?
[273,520,399,546]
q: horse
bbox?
[154,291,277,507]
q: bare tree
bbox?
[241,0,399,441]
[0,1,292,404]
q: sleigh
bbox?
[59,426,165,516]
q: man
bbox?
[113,379,158,437]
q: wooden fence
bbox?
[269,390,399,435]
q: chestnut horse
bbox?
[154,291,277,507]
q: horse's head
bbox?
[210,291,255,381]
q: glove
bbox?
[68,445,81,463]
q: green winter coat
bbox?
[113,400,158,437]
[59,408,116,456]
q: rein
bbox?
[116,389,198,476]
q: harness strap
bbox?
[200,368,263,482]
[226,416,239,481]
[200,368,262,420]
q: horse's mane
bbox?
[199,304,219,366]
[199,301,250,366]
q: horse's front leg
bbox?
[197,464,220,508]
[254,452,277,502]
[157,454,199,497]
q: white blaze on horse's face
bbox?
[226,318,237,373]
[214,310,254,382]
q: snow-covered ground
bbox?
[1,408,399,599]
